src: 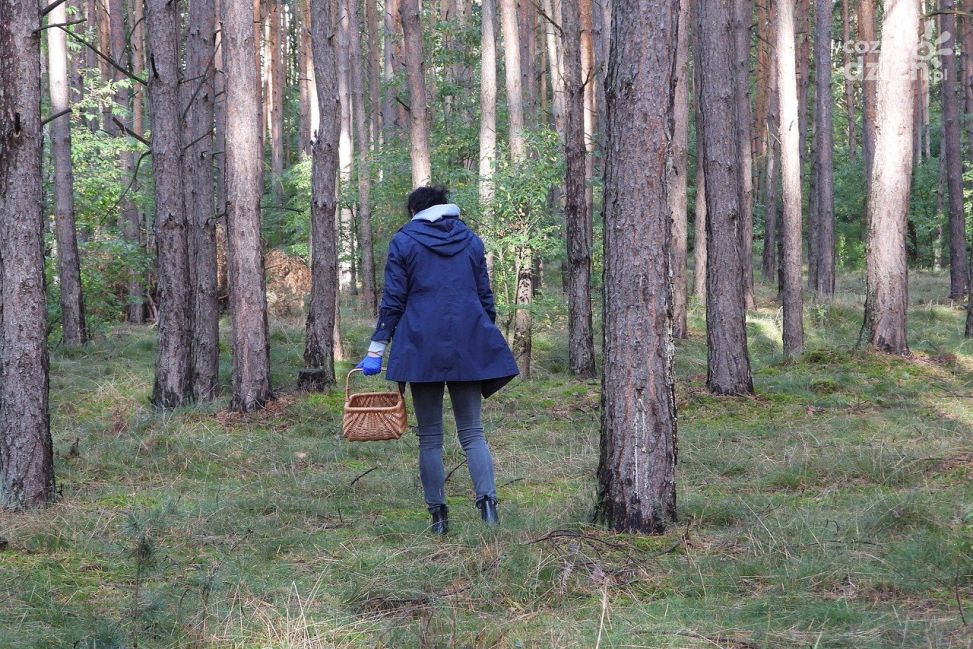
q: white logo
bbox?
[841,23,950,82]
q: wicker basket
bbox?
[342,368,408,442]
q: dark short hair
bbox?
[407,185,449,216]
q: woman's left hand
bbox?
[356,353,383,376]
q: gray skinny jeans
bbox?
[410,381,497,511]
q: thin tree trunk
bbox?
[347,0,377,312]
[796,0,810,165]
[400,0,432,185]
[580,0,596,219]
[127,0,147,323]
[222,0,274,410]
[147,0,194,408]
[813,0,835,297]
[941,1,969,300]
[735,0,755,309]
[47,2,87,346]
[778,0,805,357]
[762,31,780,284]
[698,0,755,395]
[366,0,382,146]
[562,0,596,376]
[0,0,55,509]
[860,0,877,194]
[519,0,538,118]
[186,0,219,402]
[383,0,402,135]
[214,0,229,308]
[670,0,691,338]
[596,0,678,535]
[303,0,341,387]
[693,163,707,300]
[480,0,498,218]
[499,0,532,376]
[864,0,919,355]
[843,0,856,158]
[934,130,945,271]
[299,0,312,152]
[542,0,566,135]
[270,1,285,204]
[337,0,355,291]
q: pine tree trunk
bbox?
[693,162,707,300]
[860,0,877,193]
[735,0,755,310]
[670,0,691,338]
[542,0,565,135]
[299,0,312,152]
[47,2,88,346]
[864,0,919,355]
[303,0,341,387]
[480,0,498,214]
[762,28,780,284]
[337,0,355,291]
[270,1,285,204]
[383,0,403,135]
[777,0,805,357]
[941,1,969,300]
[813,0,835,297]
[147,0,194,408]
[698,0,754,394]
[518,0,538,118]
[366,0,382,145]
[186,0,220,402]
[562,0,596,376]
[0,0,55,509]
[499,0,532,376]
[347,0,377,313]
[843,0,856,158]
[796,0,810,165]
[222,0,274,410]
[580,0,596,219]
[127,0,147,323]
[400,0,432,185]
[596,0,678,534]
[214,0,229,309]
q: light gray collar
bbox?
[412,203,461,222]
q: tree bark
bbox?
[580,0,596,219]
[860,0,877,193]
[812,0,835,297]
[222,0,274,411]
[269,1,285,204]
[670,0,691,338]
[693,162,707,300]
[347,0,377,313]
[542,0,566,135]
[762,25,780,284]
[562,0,596,376]
[304,0,341,386]
[0,0,55,509]
[734,0,755,310]
[595,0,678,535]
[127,0,147,323]
[843,0,856,158]
[147,0,194,408]
[480,0,498,214]
[337,0,355,291]
[186,0,220,402]
[941,1,968,300]
[383,0,404,135]
[864,0,919,355]
[796,0,810,165]
[366,0,382,146]
[777,0,805,357]
[400,0,432,185]
[697,0,754,394]
[299,0,312,152]
[47,2,88,346]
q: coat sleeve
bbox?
[371,236,409,342]
[474,238,497,324]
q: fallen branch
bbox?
[41,107,71,127]
[349,466,378,487]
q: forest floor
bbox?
[1,270,971,649]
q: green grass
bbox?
[1,270,971,648]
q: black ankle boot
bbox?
[429,505,448,536]
[476,497,499,527]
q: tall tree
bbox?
[562,0,596,376]
[347,0,377,312]
[337,0,355,291]
[734,0,755,309]
[762,24,780,284]
[366,0,381,145]
[812,0,835,297]
[670,0,691,339]
[0,0,55,509]
[400,0,432,185]
[222,0,274,410]
[499,0,533,376]
[860,0,878,192]
[185,0,220,402]
[864,0,919,355]
[47,2,87,346]
[147,0,194,408]
[843,0,856,158]
[941,0,968,300]
[697,0,754,395]
[269,0,285,205]
[693,55,707,301]
[480,0,498,221]
[126,0,146,323]
[596,0,679,534]
[542,0,566,134]
[778,0,805,357]
[303,0,341,388]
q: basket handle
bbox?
[345,368,405,401]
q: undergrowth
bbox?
[1,271,971,648]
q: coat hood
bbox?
[401,208,473,257]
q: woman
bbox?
[357,186,519,535]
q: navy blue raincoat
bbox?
[371,212,519,398]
